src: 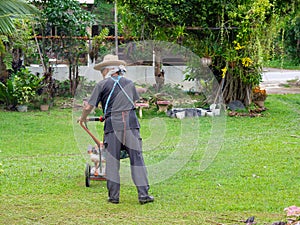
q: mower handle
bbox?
[79,120,102,147]
[87,116,105,122]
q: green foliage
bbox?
[90,27,110,62]
[92,0,114,26]
[222,0,273,83]
[53,80,72,97]
[265,58,300,70]
[8,19,36,67]
[43,0,93,38]
[2,52,13,71]
[0,0,39,35]
[0,36,6,53]
[11,68,44,105]
[117,0,298,105]
[41,0,94,58]
[36,0,94,96]
[0,34,12,70]
[282,15,300,64]
[118,0,200,41]
[0,18,37,81]
[0,68,43,109]
[0,79,18,108]
[75,77,97,99]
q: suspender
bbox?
[104,76,135,116]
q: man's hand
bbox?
[77,116,87,123]
[78,103,94,123]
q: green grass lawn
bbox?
[0,94,299,224]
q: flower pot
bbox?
[157,100,171,112]
[201,57,212,66]
[254,100,265,108]
[40,104,49,111]
[16,105,28,112]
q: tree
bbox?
[117,1,196,90]
[34,0,93,96]
[276,14,300,65]
[117,0,299,106]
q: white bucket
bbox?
[176,111,185,119]
[213,108,221,116]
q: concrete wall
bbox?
[28,64,196,91]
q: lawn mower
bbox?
[79,116,106,187]
[80,116,129,187]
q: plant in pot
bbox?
[252,86,267,108]
[198,37,216,67]
[200,45,214,67]
[11,68,44,112]
[14,86,35,112]
[38,92,51,111]
[153,93,173,112]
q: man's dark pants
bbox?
[104,128,149,200]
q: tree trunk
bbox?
[69,63,72,95]
[0,54,9,83]
[12,48,23,72]
[72,64,79,97]
[154,50,164,92]
[222,71,252,106]
[68,58,80,97]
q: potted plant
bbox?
[11,68,44,111]
[252,86,267,108]
[200,38,215,66]
[14,86,35,112]
[201,46,213,66]
[153,93,173,112]
[38,92,51,111]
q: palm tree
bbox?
[0,0,38,35]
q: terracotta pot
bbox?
[40,104,49,111]
[254,100,265,108]
[156,100,171,112]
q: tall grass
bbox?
[0,94,299,224]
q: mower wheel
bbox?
[85,163,91,187]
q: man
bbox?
[78,54,154,204]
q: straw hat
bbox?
[94,54,126,71]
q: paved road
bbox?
[262,68,300,82]
[261,68,300,94]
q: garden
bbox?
[1,0,300,224]
[0,93,299,224]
